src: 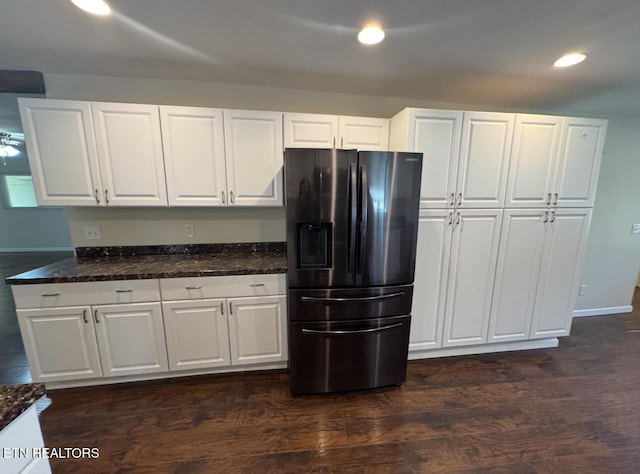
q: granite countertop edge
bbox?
[0,383,46,431]
[5,243,288,286]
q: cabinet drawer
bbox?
[160,274,286,300]
[12,280,161,309]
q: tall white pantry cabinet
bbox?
[390,108,607,357]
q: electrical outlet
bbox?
[632,224,640,234]
[579,284,588,296]
[84,225,101,240]
[184,223,194,238]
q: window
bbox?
[2,175,38,208]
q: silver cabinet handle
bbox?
[457,193,462,206]
[550,211,556,223]
[449,193,455,206]
[249,283,265,287]
[220,302,224,315]
[82,309,88,324]
[301,291,404,303]
[94,309,100,324]
[302,323,403,335]
[553,193,559,205]
[94,189,100,204]
[543,211,549,223]
[341,137,344,148]
[221,191,226,204]
[41,293,60,297]
[229,302,233,314]
[230,190,235,204]
[448,212,453,225]
[455,212,461,226]
[333,137,336,148]
[185,285,202,290]
[115,289,133,293]
[546,193,552,205]
[104,189,110,205]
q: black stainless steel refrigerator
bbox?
[284,148,423,394]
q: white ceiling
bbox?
[2,0,640,116]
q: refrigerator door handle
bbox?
[348,163,358,274]
[301,291,405,303]
[358,164,368,274]
[301,323,403,335]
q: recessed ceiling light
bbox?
[358,25,385,45]
[554,52,587,68]
[70,0,112,16]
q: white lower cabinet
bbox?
[17,306,102,382]
[161,276,288,371]
[227,296,287,365]
[93,302,168,376]
[489,208,592,342]
[162,298,231,371]
[411,209,503,351]
[17,302,167,382]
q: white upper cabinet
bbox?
[91,102,168,206]
[160,106,227,207]
[389,108,513,209]
[554,118,607,208]
[456,112,514,208]
[505,115,563,208]
[223,109,283,206]
[505,115,606,208]
[283,113,389,150]
[18,98,103,206]
[389,108,463,209]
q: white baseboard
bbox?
[572,306,633,317]
[408,338,559,360]
[0,247,73,253]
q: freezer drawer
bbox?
[288,315,411,394]
[288,285,413,322]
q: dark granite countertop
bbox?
[0,383,46,431]
[5,243,287,285]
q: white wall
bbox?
[44,73,640,311]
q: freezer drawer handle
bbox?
[300,291,404,303]
[302,322,403,335]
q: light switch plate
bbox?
[632,224,640,234]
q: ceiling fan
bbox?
[0,132,24,165]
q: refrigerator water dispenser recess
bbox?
[297,222,332,268]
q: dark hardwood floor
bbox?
[35,289,640,473]
[0,251,73,384]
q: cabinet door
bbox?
[338,116,389,150]
[18,98,103,206]
[16,306,102,382]
[160,106,228,206]
[92,102,168,206]
[531,209,592,338]
[162,299,231,371]
[442,209,503,347]
[93,302,168,376]
[227,295,287,365]
[283,113,337,148]
[406,109,463,209]
[554,118,607,208]
[505,115,562,208]
[223,110,284,206]
[457,112,514,208]
[410,210,451,351]
[488,210,547,343]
